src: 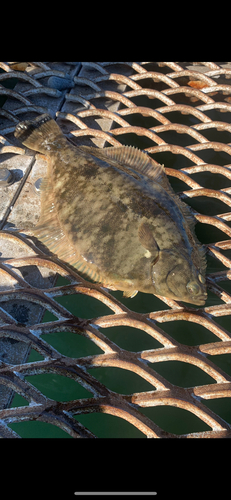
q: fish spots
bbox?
[101,223,111,234]
[144,249,151,258]
[83,163,98,178]
[54,179,64,190]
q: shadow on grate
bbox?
[0,61,230,438]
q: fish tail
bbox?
[14,113,66,155]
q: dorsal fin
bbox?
[80,144,197,231]
[79,145,165,184]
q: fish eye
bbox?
[186,281,200,295]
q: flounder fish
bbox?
[14,113,207,306]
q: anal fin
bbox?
[123,289,138,298]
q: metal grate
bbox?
[0,61,230,438]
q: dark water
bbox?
[9,94,231,437]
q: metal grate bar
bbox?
[0,62,230,438]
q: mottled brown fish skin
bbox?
[14,114,207,306]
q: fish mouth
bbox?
[191,293,207,306]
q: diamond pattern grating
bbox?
[0,61,230,438]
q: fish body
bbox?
[14,114,207,305]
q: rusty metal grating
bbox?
[0,61,230,438]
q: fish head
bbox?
[151,249,207,306]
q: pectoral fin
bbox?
[138,222,159,264]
